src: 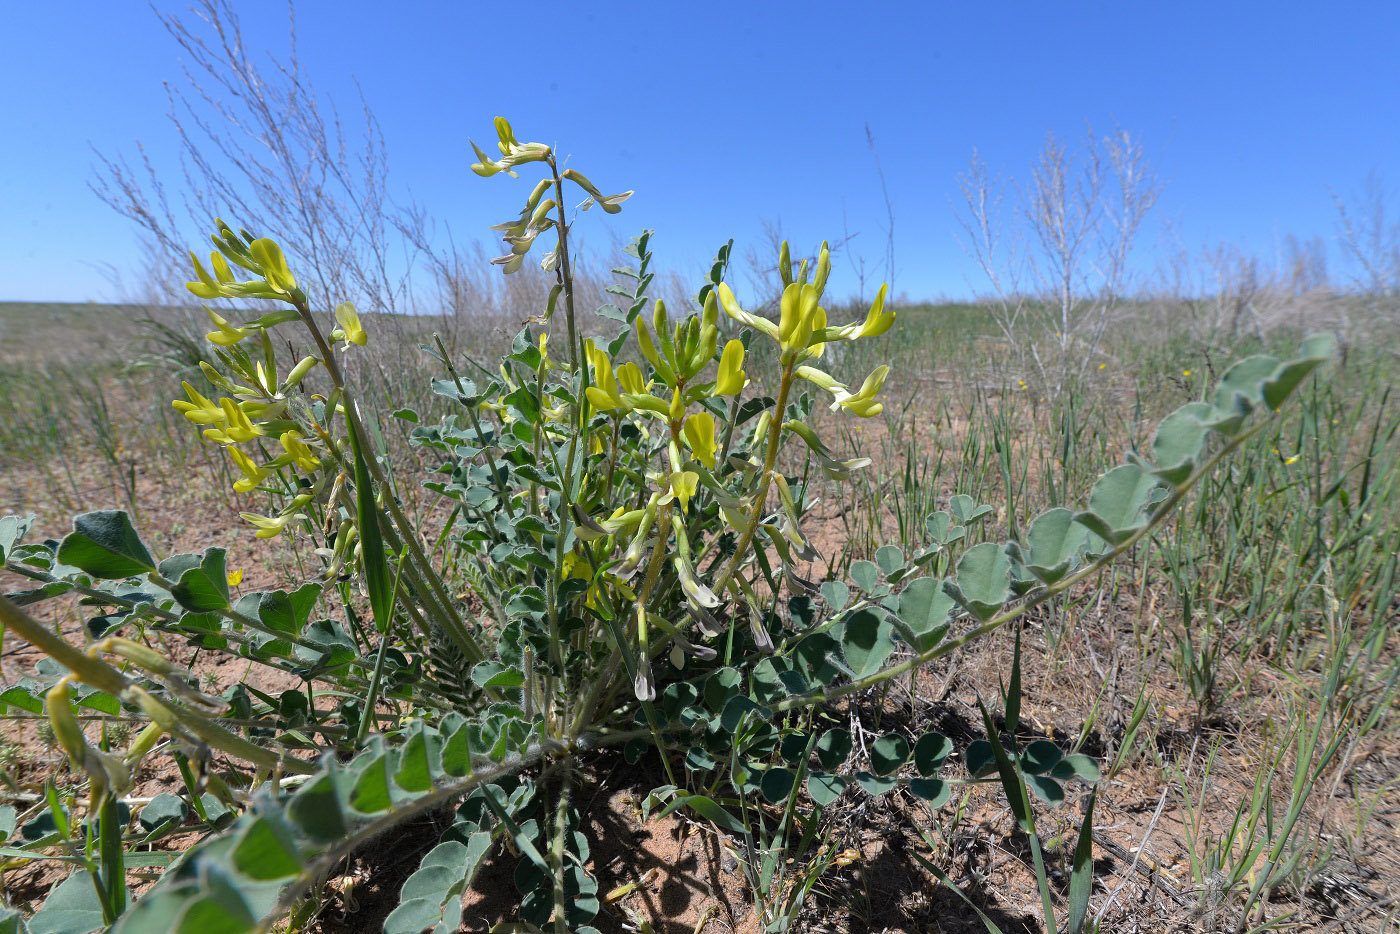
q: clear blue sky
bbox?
[3,1,1397,303]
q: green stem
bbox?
[713,361,795,598]
[0,597,315,776]
[292,298,484,664]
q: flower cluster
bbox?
[472,117,632,274]
[175,229,366,543]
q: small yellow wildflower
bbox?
[227,447,270,493]
[714,339,747,396]
[332,302,368,348]
[239,512,300,539]
[278,430,322,471]
[681,411,718,468]
[226,568,244,587]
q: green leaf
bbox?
[840,609,896,678]
[948,494,992,525]
[287,774,348,845]
[964,740,995,778]
[231,815,302,881]
[896,577,953,650]
[347,423,394,633]
[816,729,852,771]
[849,560,880,593]
[138,794,188,834]
[1212,354,1279,417]
[0,686,43,715]
[913,732,952,776]
[760,768,796,803]
[395,724,438,793]
[1066,790,1097,934]
[875,545,905,577]
[719,695,764,734]
[0,514,33,564]
[56,511,155,579]
[168,548,230,612]
[1150,403,1213,485]
[257,584,321,636]
[819,580,849,613]
[1021,740,1063,775]
[908,778,950,807]
[807,772,847,807]
[951,543,1013,620]
[869,734,910,776]
[1261,333,1334,410]
[470,662,525,689]
[855,772,897,795]
[1076,463,1166,544]
[0,906,28,934]
[1050,754,1101,784]
[1025,774,1065,805]
[703,667,742,711]
[925,511,964,545]
[1023,508,1094,584]
[385,836,491,934]
[29,869,105,934]
[350,749,393,814]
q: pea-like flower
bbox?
[278,431,322,472]
[332,302,368,348]
[227,447,271,493]
[682,411,718,468]
[239,511,301,539]
[714,340,747,396]
[470,117,552,178]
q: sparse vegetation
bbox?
[0,5,1396,933]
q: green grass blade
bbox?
[347,417,394,633]
[1066,789,1096,934]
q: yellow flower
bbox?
[227,447,270,493]
[205,308,252,346]
[714,339,747,396]
[854,285,895,339]
[202,398,263,444]
[239,512,300,539]
[1284,454,1301,466]
[717,283,779,341]
[616,361,649,395]
[173,381,222,425]
[278,430,321,472]
[663,470,699,513]
[1183,369,1192,377]
[682,411,718,467]
[584,341,626,412]
[832,365,890,417]
[1099,363,1107,370]
[333,302,368,347]
[226,568,244,587]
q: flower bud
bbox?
[814,241,832,296]
[45,678,91,772]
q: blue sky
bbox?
[3,1,1397,303]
